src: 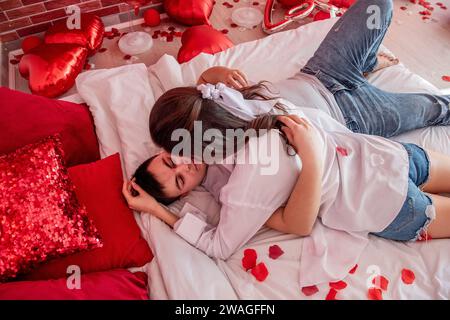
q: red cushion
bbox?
[0,269,149,300]
[0,136,102,281]
[177,25,234,63]
[0,87,100,167]
[23,153,153,281]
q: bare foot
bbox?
[363,52,399,77]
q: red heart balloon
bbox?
[44,13,104,55]
[164,0,214,26]
[19,43,88,98]
[177,25,234,63]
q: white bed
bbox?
[74,18,450,300]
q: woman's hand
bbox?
[122,179,160,214]
[198,66,249,89]
[277,115,323,166]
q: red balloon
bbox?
[177,25,234,63]
[18,44,88,98]
[143,8,161,27]
[277,0,303,7]
[164,0,214,26]
[21,36,42,54]
[44,13,104,55]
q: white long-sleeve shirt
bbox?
[173,100,409,286]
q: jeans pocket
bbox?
[344,117,361,133]
[392,197,416,232]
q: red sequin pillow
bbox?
[0,136,102,282]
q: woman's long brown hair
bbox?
[149,81,287,160]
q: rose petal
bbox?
[268,245,284,260]
[329,280,347,290]
[442,75,450,82]
[9,59,20,65]
[336,146,349,156]
[123,54,132,60]
[349,264,358,274]
[401,268,415,284]
[242,248,257,271]
[372,275,389,291]
[251,262,269,281]
[301,285,319,297]
[221,29,229,34]
[325,288,338,300]
[368,287,383,300]
[99,48,107,53]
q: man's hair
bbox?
[132,155,180,206]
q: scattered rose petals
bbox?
[301,285,319,296]
[168,26,176,31]
[9,59,20,65]
[230,23,238,28]
[400,6,407,10]
[442,75,450,82]
[368,287,383,300]
[242,248,257,271]
[14,54,23,60]
[112,28,119,35]
[336,146,349,156]
[221,29,229,34]
[152,34,158,39]
[268,245,284,259]
[99,47,107,53]
[401,268,415,284]
[223,1,233,8]
[123,54,132,60]
[329,280,347,290]
[233,0,239,2]
[174,31,183,37]
[251,262,269,281]
[253,1,259,5]
[372,275,389,291]
[166,35,174,42]
[349,264,358,274]
[325,288,338,300]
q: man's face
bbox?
[146,151,207,198]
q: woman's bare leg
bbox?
[421,150,450,194]
[426,194,450,239]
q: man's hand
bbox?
[122,179,160,214]
[197,66,249,89]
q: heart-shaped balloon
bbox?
[44,13,104,55]
[19,43,88,98]
[164,0,214,26]
[177,25,233,63]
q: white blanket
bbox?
[76,18,450,299]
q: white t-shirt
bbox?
[173,104,409,286]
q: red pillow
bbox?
[23,153,153,281]
[0,136,102,282]
[0,87,100,168]
[0,269,149,300]
[177,25,234,63]
[164,0,214,26]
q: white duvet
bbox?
[75,18,450,300]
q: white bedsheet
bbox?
[76,17,450,299]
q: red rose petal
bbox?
[325,288,338,300]
[329,280,347,290]
[230,23,238,28]
[99,48,107,53]
[251,262,269,281]
[152,34,158,39]
[112,28,119,35]
[123,54,132,60]
[442,75,450,82]
[336,146,349,156]
[372,275,389,291]
[400,6,407,10]
[84,63,91,70]
[401,268,415,284]
[168,26,176,31]
[9,59,20,65]
[221,29,229,34]
[368,287,383,300]
[301,285,319,296]
[268,245,284,260]
[349,264,358,274]
[252,1,259,5]
[174,32,183,37]
[242,248,257,271]
[166,35,174,42]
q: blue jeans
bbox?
[372,143,434,241]
[301,0,450,138]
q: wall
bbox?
[0,0,163,43]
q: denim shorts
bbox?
[371,143,436,242]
